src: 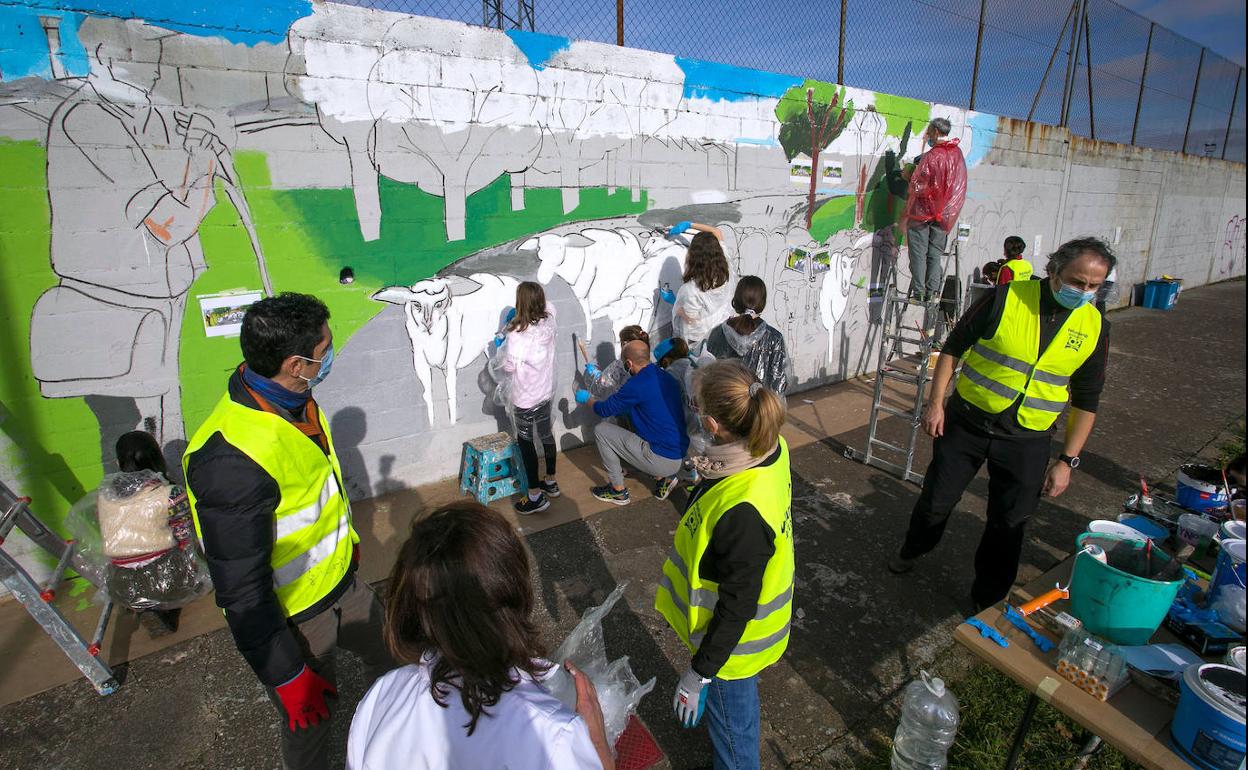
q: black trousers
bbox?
[900,416,1051,607]
[514,400,556,490]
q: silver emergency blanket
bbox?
[704,320,790,395]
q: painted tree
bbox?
[775,81,854,231]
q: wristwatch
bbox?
[1058,453,1081,469]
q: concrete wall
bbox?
[1,1,1244,582]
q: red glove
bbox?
[274,665,336,731]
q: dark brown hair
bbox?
[726,275,767,335]
[682,232,730,292]
[1003,236,1026,259]
[697,360,786,457]
[657,337,690,368]
[384,502,546,735]
[618,324,649,346]
[507,281,549,332]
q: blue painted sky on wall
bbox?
[506,30,571,70]
[675,57,802,103]
[0,8,89,80]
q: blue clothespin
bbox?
[964,617,1009,648]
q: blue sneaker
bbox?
[591,484,631,506]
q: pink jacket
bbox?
[502,303,558,409]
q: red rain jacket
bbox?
[904,138,968,232]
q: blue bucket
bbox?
[1171,663,1245,770]
[1210,539,1246,604]
[1176,464,1229,513]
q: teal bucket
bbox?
[1069,533,1185,645]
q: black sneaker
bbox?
[591,484,631,506]
[514,494,550,515]
[887,553,916,574]
[540,479,561,498]
[654,476,677,500]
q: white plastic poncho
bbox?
[673,279,734,347]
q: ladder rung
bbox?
[890,335,927,346]
[869,438,908,454]
[876,404,918,420]
[881,369,923,385]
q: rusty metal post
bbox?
[1183,47,1205,154]
[969,0,988,109]
[1131,22,1154,146]
[838,0,847,84]
[616,0,623,46]
[1223,67,1243,160]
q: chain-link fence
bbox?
[339,0,1245,162]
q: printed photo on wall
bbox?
[957,223,972,243]
[790,157,813,183]
[785,246,811,272]
[821,161,843,184]
[199,291,263,338]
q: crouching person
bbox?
[347,502,615,770]
[655,361,794,770]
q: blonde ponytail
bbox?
[697,360,787,457]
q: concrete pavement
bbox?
[1,279,1243,769]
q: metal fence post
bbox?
[616,0,623,46]
[969,0,988,109]
[1223,67,1243,160]
[1083,4,1095,139]
[1182,47,1205,154]
[1131,22,1155,146]
[838,0,847,84]
[1059,0,1086,127]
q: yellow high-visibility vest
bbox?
[654,438,794,680]
[183,394,357,617]
[956,280,1102,430]
[1002,257,1033,281]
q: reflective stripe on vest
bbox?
[955,280,1102,430]
[183,394,358,617]
[654,438,794,680]
[1003,258,1033,281]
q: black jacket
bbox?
[942,282,1110,439]
[185,369,354,687]
[687,444,784,679]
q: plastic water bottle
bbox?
[891,671,960,770]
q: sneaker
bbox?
[514,494,550,515]
[540,479,561,498]
[654,475,677,500]
[591,484,631,506]
[887,553,917,574]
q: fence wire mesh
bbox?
[345,0,1245,162]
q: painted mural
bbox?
[1,0,1243,580]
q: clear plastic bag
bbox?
[107,545,213,611]
[545,584,656,749]
[97,470,176,558]
[66,490,108,587]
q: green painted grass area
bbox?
[810,195,858,242]
[2,140,646,535]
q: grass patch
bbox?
[859,665,1143,770]
[1217,419,1244,465]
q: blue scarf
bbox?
[241,365,310,412]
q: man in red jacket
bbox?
[904,117,968,329]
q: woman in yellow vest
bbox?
[183,293,393,770]
[655,360,793,770]
[888,238,1114,611]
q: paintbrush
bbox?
[1138,474,1155,515]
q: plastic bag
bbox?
[66,490,108,587]
[107,545,213,611]
[97,470,176,558]
[904,140,967,232]
[545,584,656,749]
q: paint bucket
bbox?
[1226,647,1246,673]
[1231,499,1245,522]
[1087,520,1149,541]
[1170,663,1245,770]
[1210,540,1246,603]
[1220,520,1246,543]
[1176,464,1230,513]
[1115,514,1169,540]
[1178,514,1220,560]
[1068,533,1184,645]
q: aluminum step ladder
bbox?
[846,244,965,484]
[845,282,940,484]
[0,481,119,696]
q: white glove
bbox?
[673,666,712,728]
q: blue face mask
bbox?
[1053,282,1096,310]
[299,343,334,388]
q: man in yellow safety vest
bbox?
[888,238,1113,611]
[184,293,391,769]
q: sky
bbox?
[1116,0,1246,67]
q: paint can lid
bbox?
[1183,663,1247,723]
